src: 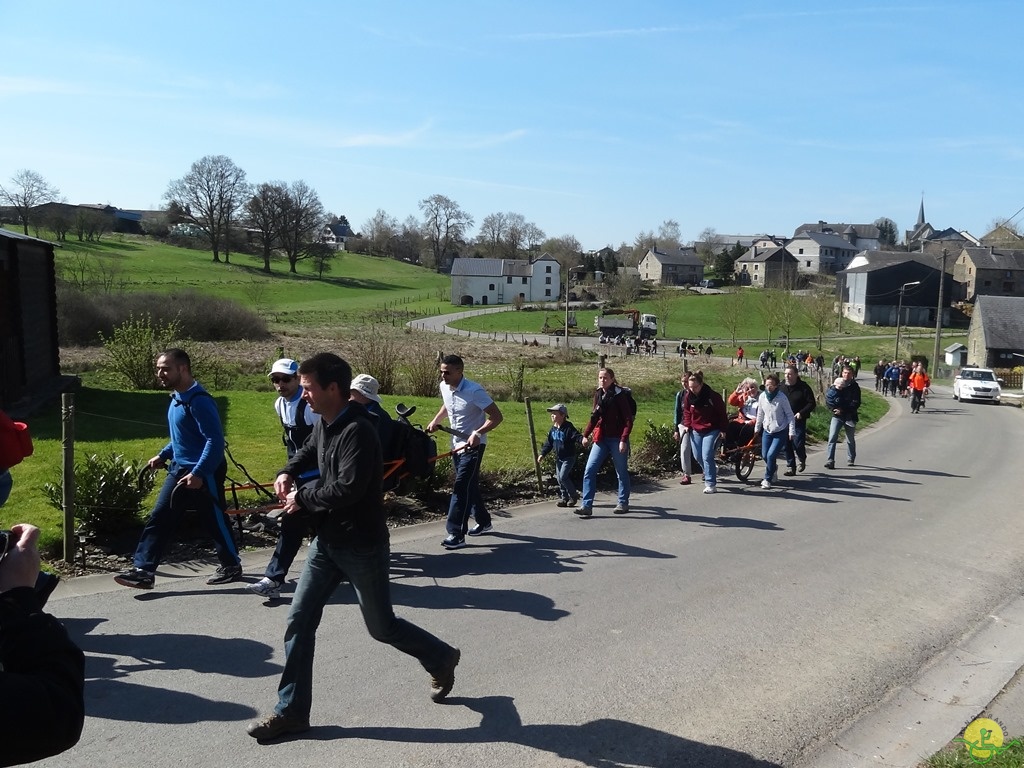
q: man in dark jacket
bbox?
[824,365,861,469]
[780,365,816,475]
[0,524,84,766]
[247,353,460,743]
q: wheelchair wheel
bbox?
[735,450,755,482]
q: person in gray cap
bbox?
[349,373,394,459]
[536,404,583,507]
[249,358,320,599]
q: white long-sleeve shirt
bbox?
[755,391,796,437]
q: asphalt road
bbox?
[36,387,1024,767]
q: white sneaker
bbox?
[760,479,772,489]
[248,577,282,598]
[703,486,717,494]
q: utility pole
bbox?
[931,248,948,378]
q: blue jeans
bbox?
[784,419,808,468]
[555,456,577,502]
[580,438,630,508]
[761,429,787,481]
[446,446,489,537]
[275,536,454,720]
[132,461,239,572]
[826,417,856,463]
[690,429,721,488]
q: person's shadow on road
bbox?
[300,694,783,768]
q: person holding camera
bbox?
[0,524,85,766]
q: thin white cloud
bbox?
[507,26,701,41]
[0,75,83,96]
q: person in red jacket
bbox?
[574,367,634,517]
[682,370,729,494]
[908,363,931,414]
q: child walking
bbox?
[537,404,583,507]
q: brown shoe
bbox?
[246,712,310,741]
[430,647,461,702]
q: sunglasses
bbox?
[271,376,294,384]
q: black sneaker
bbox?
[247,713,310,741]
[555,499,570,508]
[798,461,806,473]
[207,564,243,585]
[824,461,835,470]
[467,523,492,536]
[783,467,796,477]
[430,647,461,702]
[114,567,155,590]
[442,535,466,550]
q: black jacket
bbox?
[781,379,817,421]
[0,587,85,766]
[281,401,388,547]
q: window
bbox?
[506,276,512,284]
[806,261,811,268]
[522,277,527,284]
[546,265,552,273]
[545,277,551,284]
[489,283,495,291]
[545,289,551,296]
[1003,282,1015,292]
[798,248,804,254]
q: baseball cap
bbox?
[269,358,299,378]
[545,403,568,415]
[350,374,381,403]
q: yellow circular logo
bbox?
[962,718,1004,761]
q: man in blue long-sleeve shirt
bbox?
[114,348,241,590]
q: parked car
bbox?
[699,279,718,289]
[952,367,1003,403]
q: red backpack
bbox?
[0,411,33,470]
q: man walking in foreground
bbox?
[824,365,861,469]
[114,348,241,590]
[426,354,503,550]
[247,353,459,742]
[781,365,816,475]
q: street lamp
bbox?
[893,280,921,361]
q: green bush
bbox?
[42,453,155,535]
[634,419,679,473]
[100,314,182,389]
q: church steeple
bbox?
[917,195,925,227]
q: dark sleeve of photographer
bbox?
[0,524,85,767]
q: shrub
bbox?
[356,325,399,394]
[404,341,441,397]
[633,419,679,473]
[42,453,155,535]
[100,314,182,389]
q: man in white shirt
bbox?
[426,355,503,550]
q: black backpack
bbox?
[388,421,438,481]
[619,386,638,419]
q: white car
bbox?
[953,367,1003,403]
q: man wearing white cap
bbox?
[249,359,320,599]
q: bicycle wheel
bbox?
[735,450,755,482]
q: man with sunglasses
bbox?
[427,355,503,550]
[249,359,321,599]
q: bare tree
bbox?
[632,230,656,266]
[477,211,509,257]
[394,215,424,263]
[164,155,249,263]
[696,226,723,267]
[718,290,747,345]
[419,194,473,272]
[245,181,288,273]
[278,180,326,273]
[803,289,837,351]
[0,169,60,235]
[757,290,781,346]
[362,208,400,257]
[658,219,682,250]
[651,288,678,338]
[520,220,546,251]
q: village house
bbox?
[733,245,798,288]
[838,255,951,327]
[638,246,704,286]
[966,295,1024,369]
[449,254,560,306]
[952,246,1024,302]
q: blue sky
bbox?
[3,1,1023,250]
